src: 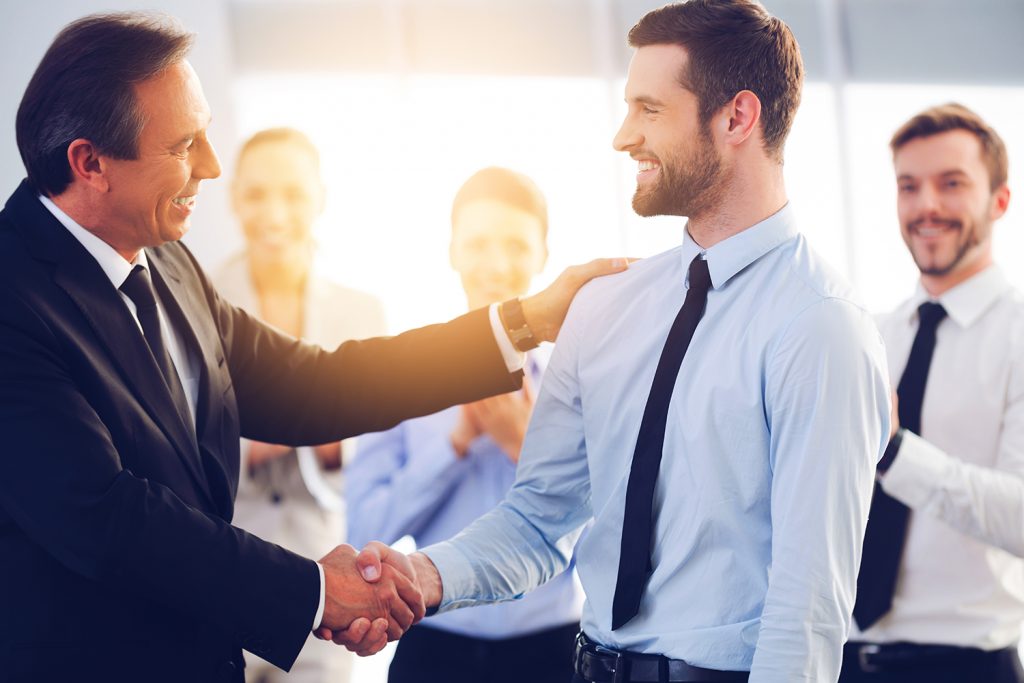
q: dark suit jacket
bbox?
[0,180,523,683]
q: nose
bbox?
[613,112,641,152]
[261,196,290,233]
[193,137,222,181]
[919,184,941,214]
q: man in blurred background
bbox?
[846,104,1024,682]
[347,167,583,683]
[215,127,387,683]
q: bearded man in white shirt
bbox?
[844,103,1024,682]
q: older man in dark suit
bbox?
[0,12,624,683]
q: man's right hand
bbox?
[324,542,444,656]
[316,544,425,653]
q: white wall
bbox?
[0,0,241,266]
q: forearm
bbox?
[753,299,888,681]
[881,432,1024,556]
[229,307,522,445]
[419,498,582,612]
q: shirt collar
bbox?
[679,203,798,290]
[906,264,1009,329]
[38,194,147,289]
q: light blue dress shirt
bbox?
[422,206,891,682]
[345,357,583,640]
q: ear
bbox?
[66,138,111,192]
[721,90,762,149]
[990,184,1011,222]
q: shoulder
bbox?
[566,248,681,325]
[771,235,861,307]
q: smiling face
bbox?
[231,138,324,270]
[894,129,1008,288]
[99,60,221,253]
[450,199,548,310]
[613,44,726,219]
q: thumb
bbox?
[356,543,383,582]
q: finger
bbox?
[355,543,384,582]
[331,617,371,647]
[385,591,416,639]
[355,619,390,656]
[396,573,427,624]
[367,541,418,582]
[563,257,630,286]
[313,626,333,641]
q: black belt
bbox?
[574,633,749,683]
[845,641,1012,674]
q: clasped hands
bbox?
[313,542,442,656]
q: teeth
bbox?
[172,196,195,207]
[638,160,658,172]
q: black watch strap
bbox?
[500,298,539,352]
[878,428,904,473]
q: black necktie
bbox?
[120,264,195,435]
[611,255,712,630]
[853,301,947,630]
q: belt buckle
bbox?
[858,644,882,674]
[611,651,629,683]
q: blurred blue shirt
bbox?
[422,205,891,682]
[345,357,583,639]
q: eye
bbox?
[642,106,659,115]
[943,178,964,189]
[897,183,917,194]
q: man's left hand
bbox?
[521,258,630,343]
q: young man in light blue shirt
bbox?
[341,2,891,680]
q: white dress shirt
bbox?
[852,265,1024,649]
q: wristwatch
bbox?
[500,297,539,352]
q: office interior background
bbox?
[1,0,1022,679]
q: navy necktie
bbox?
[853,301,947,630]
[120,264,195,435]
[611,255,712,630]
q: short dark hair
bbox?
[450,167,548,241]
[890,103,1008,191]
[16,12,194,196]
[236,127,321,173]
[628,0,803,163]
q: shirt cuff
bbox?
[313,562,326,630]
[419,542,482,613]
[878,430,949,509]
[489,303,526,373]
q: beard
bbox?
[631,127,726,219]
[904,214,988,277]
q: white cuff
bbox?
[878,431,949,509]
[488,303,526,373]
[313,562,326,630]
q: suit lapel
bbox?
[6,183,216,508]
[148,251,236,515]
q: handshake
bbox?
[313,542,442,656]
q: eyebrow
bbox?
[897,169,969,182]
[627,95,668,107]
